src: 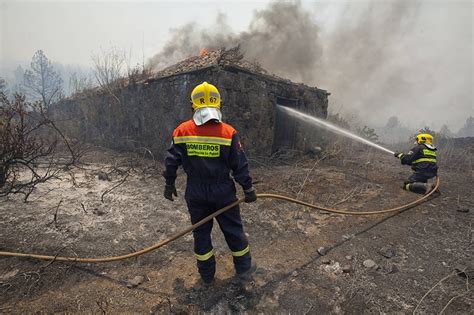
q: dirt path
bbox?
[0,148,472,313]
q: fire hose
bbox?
[0,177,440,263]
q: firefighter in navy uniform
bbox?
[394,133,438,194]
[163,82,257,285]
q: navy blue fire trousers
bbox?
[185,178,251,282]
[404,171,436,185]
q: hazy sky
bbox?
[1,0,473,131]
[1,0,271,67]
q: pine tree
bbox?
[24,50,63,108]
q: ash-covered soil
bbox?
[0,146,472,313]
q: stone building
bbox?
[52,48,329,158]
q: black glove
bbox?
[164,184,177,201]
[394,151,403,159]
[244,187,257,203]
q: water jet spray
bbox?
[277,105,395,155]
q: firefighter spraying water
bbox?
[277,106,438,195]
[394,133,438,194]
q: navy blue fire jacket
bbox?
[163,119,252,190]
[400,143,438,174]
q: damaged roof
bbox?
[154,46,286,82]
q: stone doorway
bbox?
[272,97,298,153]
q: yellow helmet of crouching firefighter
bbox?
[190,82,221,110]
[416,133,434,145]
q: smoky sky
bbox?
[148,0,473,131]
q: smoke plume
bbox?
[148,0,473,131]
[148,2,322,83]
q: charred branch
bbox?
[0,92,82,201]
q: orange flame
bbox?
[199,48,209,57]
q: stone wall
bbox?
[51,65,329,158]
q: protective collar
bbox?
[424,143,436,150]
[193,107,222,126]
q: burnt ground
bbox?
[0,145,473,314]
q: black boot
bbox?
[407,182,428,194]
[196,256,216,284]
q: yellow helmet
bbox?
[416,133,434,144]
[190,82,221,111]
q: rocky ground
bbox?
[0,145,472,313]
